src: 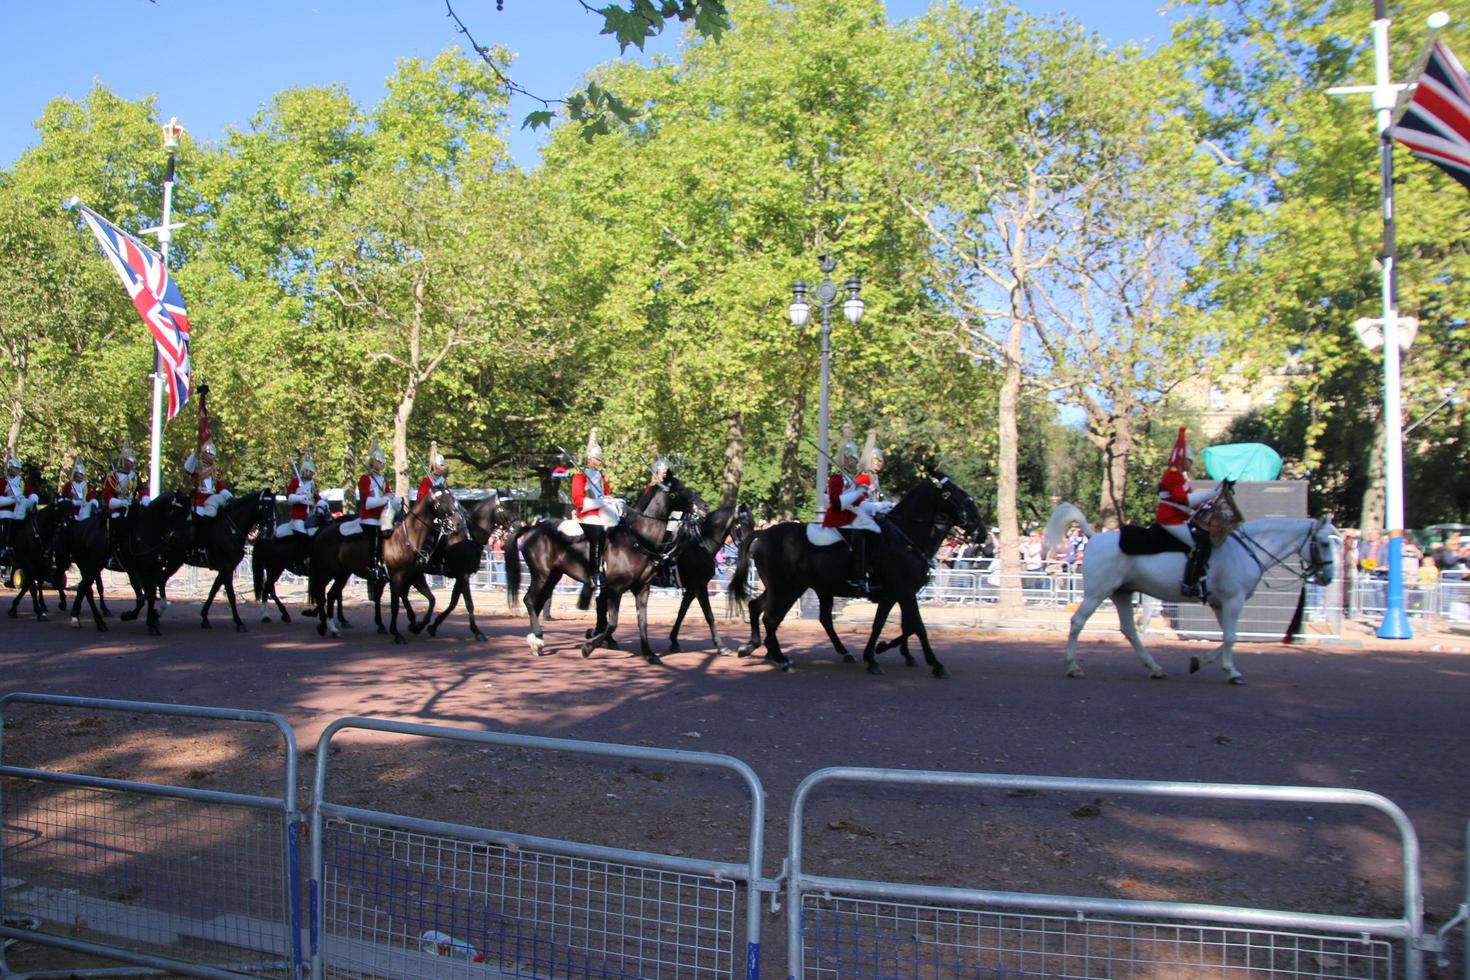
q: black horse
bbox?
[729,473,985,676]
[507,481,701,664]
[250,504,337,624]
[56,493,189,634]
[663,502,755,655]
[309,489,463,644]
[5,503,68,621]
[174,491,279,631]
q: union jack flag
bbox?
[1389,40,1470,193]
[74,203,192,418]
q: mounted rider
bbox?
[279,450,326,538]
[1153,426,1219,599]
[823,435,894,595]
[570,428,620,591]
[59,457,98,522]
[358,438,393,583]
[417,442,449,502]
[644,455,673,498]
[0,447,39,561]
[184,440,232,525]
[101,442,145,523]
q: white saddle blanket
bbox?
[806,523,843,547]
[557,520,585,538]
[339,519,363,537]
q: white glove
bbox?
[0,495,14,507]
[365,493,392,509]
[875,500,896,515]
[839,488,868,509]
[288,492,310,505]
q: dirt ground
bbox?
[2,593,1467,977]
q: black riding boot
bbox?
[848,532,870,596]
[1181,529,1212,600]
[581,524,606,590]
[371,528,389,583]
[0,519,12,562]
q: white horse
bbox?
[1042,503,1336,684]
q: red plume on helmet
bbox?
[1166,426,1191,470]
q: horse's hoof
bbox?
[281,612,291,623]
[120,610,138,622]
[667,640,682,653]
[736,644,755,658]
[866,662,883,675]
[604,636,621,650]
[201,619,213,630]
[904,659,918,668]
[97,621,110,633]
[842,654,856,664]
[426,624,439,637]
[409,622,425,635]
[580,643,595,659]
[377,626,388,635]
[147,626,160,636]
[235,622,248,633]
[301,607,317,618]
[330,630,340,639]
[37,613,48,622]
[71,617,80,629]
[1189,657,1202,674]
[1228,675,1247,686]
[645,655,663,666]
[317,623,326,637]
[6,608,15,619]
[1066,666,1085,678]
[261,614,272,623]
[393,634,406,645]
[1150,670,1168,680]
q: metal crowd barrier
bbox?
[786,767,1430,980]
[0,693,303,979]
[308,718,766,980]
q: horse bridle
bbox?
[399,493,465,563]
[1232,518,1334,585]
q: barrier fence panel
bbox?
[309,718,766,980]
[787,768,1427,980]
[0,692,303,979]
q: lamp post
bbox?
[789,253,863,517]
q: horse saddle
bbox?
[805,523,844,547]
[1118,524,1191,556]
[557,519,585,538]
[339,519,364,537]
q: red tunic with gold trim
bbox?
[1154,468,1191,526]
[358,473,388,522]
[822,472,864,528]
[286,476,320,521]
[60,479,95,517]
[571,469,610,520]
[416,475,446,502]
[100,472,135,511]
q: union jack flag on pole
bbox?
[70,200,192,418]
[1388,40,1470,193]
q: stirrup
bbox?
[1179,579,1207,601]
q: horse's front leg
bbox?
[1113,588,1166,679]
[668,590,694,652]
[581,591,615,658]
[817,593,853,663]
[1191,595,1247,684]
[1063,590,1110,678]
[428,577,462,637]
[862,600,897,672]
[222,572,247,632]
[736,593,765,658]
[200,574,224,629]
[693,589,729,654]
[523,571,558,655]
[898,595,947,678]
[388,575,407,644]
[633,590,660,665]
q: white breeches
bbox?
[579,498,623,528]
[108,498,130,513]
[195,490,233,517]
[276,519,315,538]
[71,501,98,521]
[1161,522,1193,547]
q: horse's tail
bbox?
[1042,502,1094,557]
[726,528,760,618]
[251,542,265,602]
[505,523,531,607]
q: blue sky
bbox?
[2,1,1177,170]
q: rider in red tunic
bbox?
[358,439,392,582]
[280,451,323,538]
[59,458,97,522]
[570,429,617,591]
[1153,426,1218,599]
[822,438,887,594]
[416,442,448,503]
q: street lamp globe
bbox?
[842,275,864,325]
[789,280,811,329]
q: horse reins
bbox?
[1231,518,1332,585]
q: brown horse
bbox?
[309,489,463,644]
[506,481,701,664]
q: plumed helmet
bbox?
[299,451,316,478]
[117,442,136,472]
[652,456,671,482]
[202,440,217,458]
[367,438,385,470]
[859,430,884,471]
[1166,426,1192,470]
[71,457,86,479]
[5,447,19,475]
[585,428,603,464]
[838,423,858,468]
[429,440,446,473]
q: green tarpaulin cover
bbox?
[1201,443,1283,481]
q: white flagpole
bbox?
[1326,7,1450,642]
[145,119,184,500]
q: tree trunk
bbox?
[392,383,417,499]
[776,390,808,521]
[1096,412,1134,530]
[720,412,744,507]
[1360,417,1386,531]
[995,312,1024,609]
[6,364,22,450]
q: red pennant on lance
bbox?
[1388,40,1470,193]
[73,202,192,418]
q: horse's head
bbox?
[1304,518,1337,586]
[247,490,278,537]
[466,492,514,544]
[926,472,986,542]
[666,476,708,518]
[731,504,755,545]
[428,488,465,536]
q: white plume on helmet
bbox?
[367,437,385,470]
[71,457,86,479]
[585,428,603,463]
[429,440,446,473]
[859,430,884,470]
[5,447,19,475]
[117,441,136,472]
[299,451,316,478]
